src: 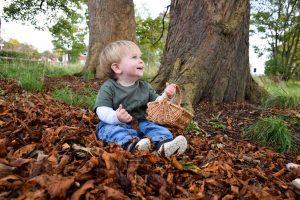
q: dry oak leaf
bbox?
[16,188,47,200]
[71,180,94,200]
[104,186,131,200]
[30,174,75,198]
[77,156,99,174]
[0,175,23,190]
[13,143,38,158]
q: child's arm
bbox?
[96,106,122,124]
[96,104,133,124]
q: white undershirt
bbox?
[96,92,174,124]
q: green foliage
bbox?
[3,0,87,63]
[264,57,285,76]
[82,70,95,80]
[0,50,27,59]
[251,0,300,80]
[3,39,41,59]
[18,74,43,92]
[52,86,96,110]
[185,120,200,132]
[50,17,87,63]
[0,61,83,92]
[3,0,86,29]
[142,66,159,82]
[3,38,21,50]
[208,120,226,130]
[243,116,293,153]
[0,61,45,92]
[0,61,95,108]
[262,95,299,109]
[254,76,300,108]
[44,64,83,77]
[136,13,168,75]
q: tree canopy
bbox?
[3,38,40,59]
[3,0,86,29]
[136,13,168,69]
[3,0,88,59]
[251,0,300,80]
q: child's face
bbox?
[116,48,144,82]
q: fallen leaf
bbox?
[30,174,75,198]
[13,143,38,158]
[71,180,94,200]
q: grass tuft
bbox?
[253,76,300,109]
[185,120,200,132]
[51,86,96,110]
[262,95,299,109]
[243,116,293,153]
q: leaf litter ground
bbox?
[0,77,299,199]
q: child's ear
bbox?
[111,63,121,74]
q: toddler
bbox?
[94,40,187,157]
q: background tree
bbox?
[83,0,136,79]
[3,38,40,59]
[152,0,262,111]
[251,0,300,80]
[50,17,87,63]
[136,13,168,74]
[3,0,86,29]
[3,38,21,51]
[3,0,87,62]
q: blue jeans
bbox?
[96,119,173,147]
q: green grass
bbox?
[185,120,200,132]
[0,60,83,92]
[253,76,300,108]
[243,116,293,153]
[208,120,226,130]
[51,86,97,110]
[44,63,83,77]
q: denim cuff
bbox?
[122,141,138,152]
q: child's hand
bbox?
[116,104,132,123]
[165,82,176,99]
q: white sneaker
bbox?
[158,135,187,157]
[135,138,151,152]
[292,178,300,190]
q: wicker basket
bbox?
[146,85,194,130]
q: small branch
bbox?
[152,5,170,47]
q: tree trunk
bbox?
[83,0,136,79]
[151,0,263,112]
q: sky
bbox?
[0,0,265,75]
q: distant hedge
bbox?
[0,50,27,59]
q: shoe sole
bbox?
[159,135,187,157]
[136,138,151,151]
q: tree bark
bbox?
[151,0,263,112]
[83,0,136,79]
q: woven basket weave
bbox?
[146,85,194,130]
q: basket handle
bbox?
[175,85,182,106]
[163,84,182,106]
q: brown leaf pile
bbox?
[0,79,299,199]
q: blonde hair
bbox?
[100,40,141,79]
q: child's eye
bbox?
[132,56,137,59]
